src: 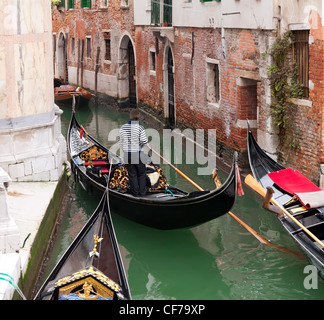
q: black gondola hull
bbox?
[74,164,236,229]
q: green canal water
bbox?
[39,99,324,300]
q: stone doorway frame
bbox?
[117,33,137,108]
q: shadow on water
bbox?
[40,99,324,300]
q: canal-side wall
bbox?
[17,171,70,300]
[0,175,63,300]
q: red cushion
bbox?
[84,160,108,166]
[268,168,321,194]
[99,168,109,174]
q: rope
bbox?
[0,273,27,300]
[165,188,175,197]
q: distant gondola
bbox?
[55,85,93,106]
[67,112,238,230]
[34,190,131,300]
[247,125,324,278]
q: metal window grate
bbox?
[293,30,309,98]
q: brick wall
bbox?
[276,11,324,184]
[52,0,134,86]
[52,4,324,181]
[136,27,272,159]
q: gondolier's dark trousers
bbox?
[124,152,146,197]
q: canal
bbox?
[36,98,324,300]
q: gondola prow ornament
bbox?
[89,235,103,258]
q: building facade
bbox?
[0,0,66,182]
[52,0,136,106]
[52,0,324,186]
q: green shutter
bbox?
[200,0,213,2]
[81,0,91,8]
[60,0,65,8]
[163,0,172,26]
[151,0,160,25]
[68,0,74,9]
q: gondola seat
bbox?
[84,160,109,166]
[268,168,322,194]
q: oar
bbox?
[149,147,203,191]
[147,146,291,249]
[245,174,324,249]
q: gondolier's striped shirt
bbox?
[119,120,148,153]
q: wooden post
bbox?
[77,39,81,87]
[63,38,67,84]
[81,39,84,88]
[95,46,101,96]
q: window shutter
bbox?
[81,0,91,8]
[293,30,309,98]
[163,0,172,26]
[68,0,74,9]
[151,0,160,25]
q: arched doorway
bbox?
[118,35,137,108]
[165,46,175,128]
[57,32,67,83]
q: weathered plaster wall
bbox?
[0,0,66,181]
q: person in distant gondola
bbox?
[119,109,148,197]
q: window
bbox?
[151,0,172,26]
[59,0,65,8]
[86,37,91,58]
[149,49,156,74]
[104,32,111,61]
[121,0,128,6]
[293,30,309,98]
[71,37,75,55]
[206,60,220,104]
[81,0,91,8]
[53,34,56,53]
[67,0,74,9]
[100,0,108,7]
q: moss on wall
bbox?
[17,171,70,300]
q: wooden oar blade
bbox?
[245,174,324,249]
[245,174,267,198]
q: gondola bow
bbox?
[34,190,131,300]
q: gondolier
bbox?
[119,109,148,197]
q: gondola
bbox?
[54,85,93,105]
[67,112,238,230]
[34,190,131,300]
[247,125,324,278]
